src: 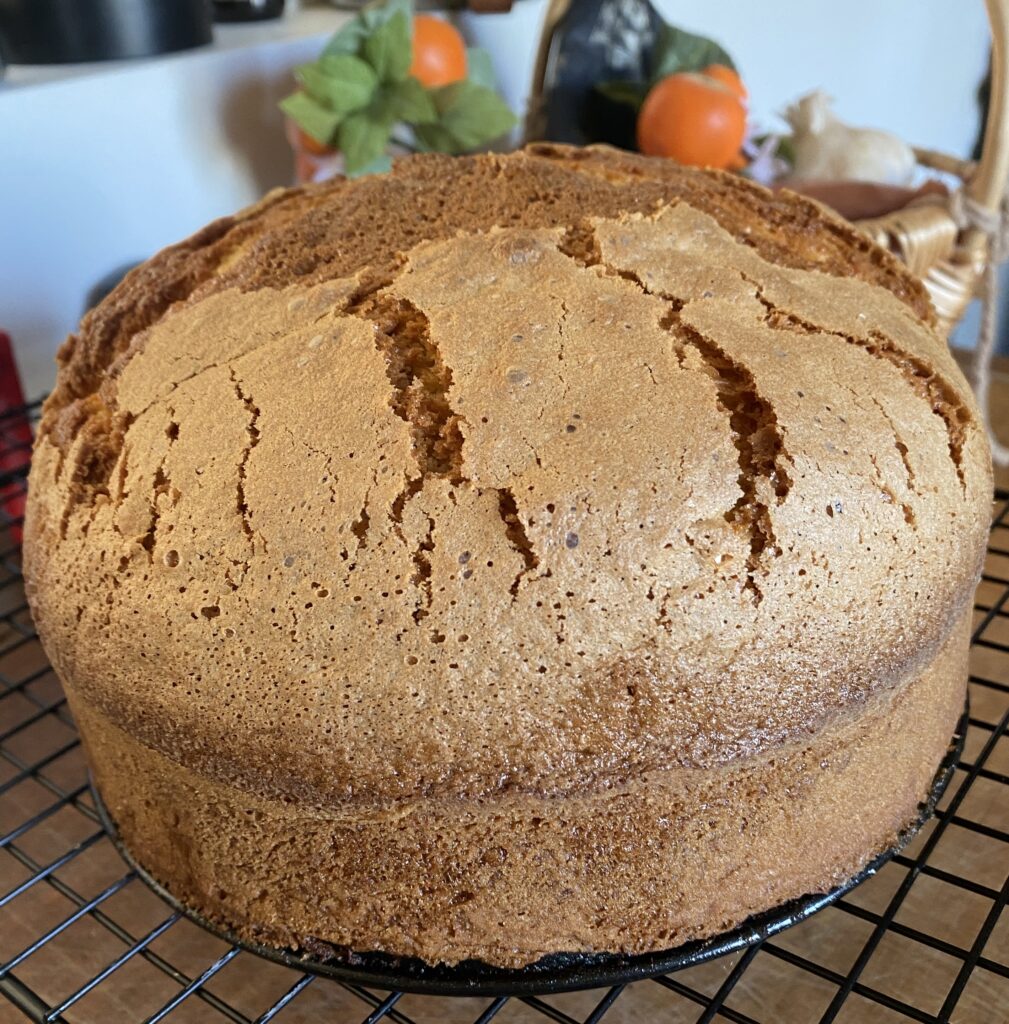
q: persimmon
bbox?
[295,150,320,184]
[294,124,335,156]
[409,15,467,88]
[702,63,748,105]
[637,72,747,170]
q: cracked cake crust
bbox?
[24,146,991,967]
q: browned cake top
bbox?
[26,145,990,809]
[45,143,932,422]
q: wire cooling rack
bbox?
[0,399,1007,1024]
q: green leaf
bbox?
[361,0,412,32]
[297,54,377,114]
[649,24,735,84]
[279,90,343,147]
[322,18,368,58]
[594,79,648,110]
[339,110,393,176]
[354,152,394,176]
[383,77,437,124]
[466,48,495,90]
[323,0,413,58]
[414,122,458,153]
[432,81,516,150]
[364,10,413,83]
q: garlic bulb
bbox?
[784,91,916,185]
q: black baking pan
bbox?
[0,0,212,65]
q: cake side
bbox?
[75,610,967,969]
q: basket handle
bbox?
[974,0,1009,213]
[855,0,1009,335]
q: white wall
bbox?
[1,1,995,399]
[1,25,339,398]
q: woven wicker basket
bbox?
[527,0,1009,337]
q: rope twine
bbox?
[950,189,1009,466]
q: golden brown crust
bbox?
[24,147,990,967]
[33,146,940,584]
[40,145,933,443]
[525,144,935,325]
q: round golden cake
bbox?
[25,145,992,968]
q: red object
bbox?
[0,332,31,544]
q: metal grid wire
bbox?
[0,399,1007,1024]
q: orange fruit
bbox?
[294,123,335,157]
[637,72,747,170]
[409,15,467,88]
[702,63,748,105]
